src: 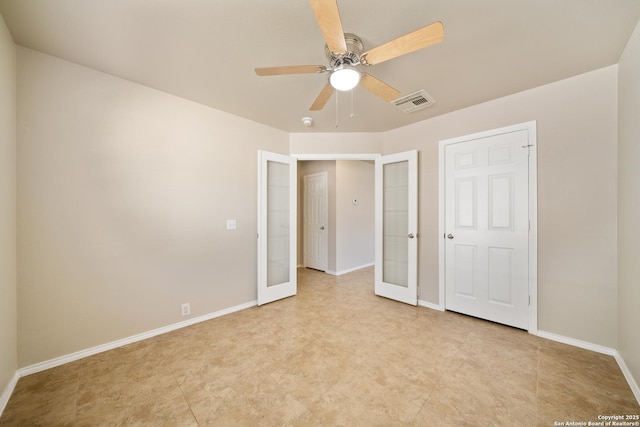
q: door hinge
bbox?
[528,295,531,306]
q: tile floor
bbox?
[1,267,638,426]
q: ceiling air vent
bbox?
[392,89,436,113]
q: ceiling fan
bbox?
[255,0,444,111]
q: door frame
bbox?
[293,153,381,275]
[294,154,380,161]
[438,121,538,334]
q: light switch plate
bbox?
[226,219,237,230]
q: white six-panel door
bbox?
[303,172,328,271]
[442,124,535,330]
[257,151,297,306]
[375,150,418,306]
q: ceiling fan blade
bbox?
[255,65,326,76]
[310,83,335,110]
[360,74,400,102]
[309,0,347,54]
[362,21,444,65]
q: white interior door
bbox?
[304,172,328,271]
[443,127,531,329]
[257,151,297,305]
[375,150,418,305]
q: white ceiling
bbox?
[1,0,639,133]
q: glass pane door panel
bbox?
[267,160,290,287]
[383,161,409,287]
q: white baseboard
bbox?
[18,300,257,378]
[537,330,639,405]
[326,262,374,276]
[614,351,640,405]
[536,330,617,356]
[418,299,444,311]
[0,371,19,417]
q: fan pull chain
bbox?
[334,89,356,127]
[350,89,355,118]
[335,89,339,127]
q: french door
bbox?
[257,151,297,305]
[375,150,418,305]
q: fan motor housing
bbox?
[325,33,364,68]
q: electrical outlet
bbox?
[181,303,190,316]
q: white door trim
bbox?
[438,121,538,334]
[293,153,381,161]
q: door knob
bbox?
[447,234,454,239]
[320,226,325,230]
[408,233,415,239]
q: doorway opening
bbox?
[298,158,375,276]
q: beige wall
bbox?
[0,13,17,398]
[16,48,289,366]
[618,20,640,388]
[384,65,619,348]
[290,132,383,155]
[335,161,374,273]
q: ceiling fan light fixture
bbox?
[329,65,361,91]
